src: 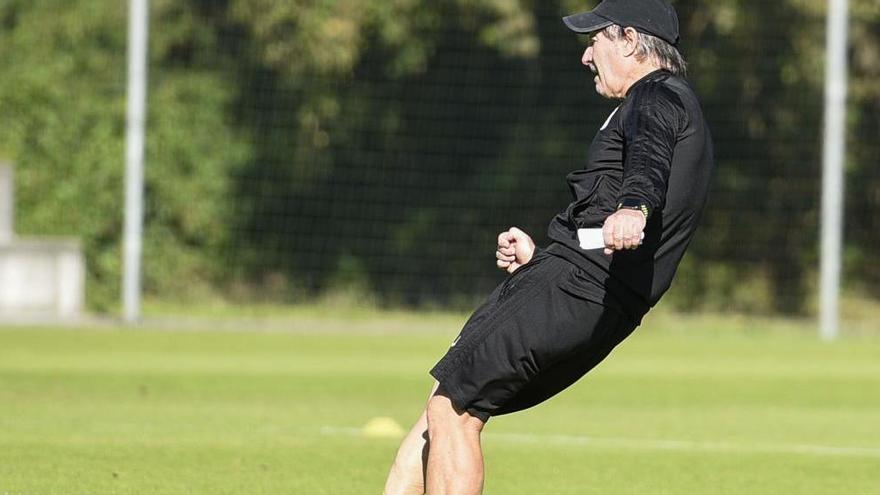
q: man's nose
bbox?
[581,46,593,66]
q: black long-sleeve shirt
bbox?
[546,69,714,321]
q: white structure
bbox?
[819,0,849,341]
[0,163,85,321]
[0,165,12,244]
[123,0,150,323]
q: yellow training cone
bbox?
[362,417,405,439]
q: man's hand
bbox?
[496,227,535,274]
[602,209,646,255]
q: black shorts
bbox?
[429,248,639,422]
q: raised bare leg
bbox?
[383,382,440,495]
[383,411,429,495]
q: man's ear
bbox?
[621,27,639,57]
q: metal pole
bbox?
[123,0,149,323]
[819,0,849,341]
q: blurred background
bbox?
[0,0,878,323]
[1,2,879,494]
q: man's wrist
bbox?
[617,198,651,219]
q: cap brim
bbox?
[562,12,613,34]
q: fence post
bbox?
[819,0,849,341]
[0,163,12,245]
[123,0,149,324]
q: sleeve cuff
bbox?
[616,197,652,219]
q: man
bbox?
[384,0,714,493]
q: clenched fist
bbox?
[602,208,646,255]
[496,227,536,274]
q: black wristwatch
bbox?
[617,198,651,219]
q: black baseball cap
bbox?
[563,0,680,46]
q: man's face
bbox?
[582,30,628,99]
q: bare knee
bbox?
[426,389,484,437]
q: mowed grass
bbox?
[0,310,879,494]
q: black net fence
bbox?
[1,0,878,317]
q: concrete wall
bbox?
[0,239,85,319]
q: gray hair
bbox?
[602,25,687,77]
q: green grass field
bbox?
[1,310,879,494]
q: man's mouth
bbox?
[587,62,597,75]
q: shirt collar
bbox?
[625,68,670,97]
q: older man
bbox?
[384,0,714,493]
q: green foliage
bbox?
[230,0,538,78]
[846,0,880,297]
[0,0,877,312]
[0,0,249,309]
[0,0,128,309]
[142,70,249,300]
